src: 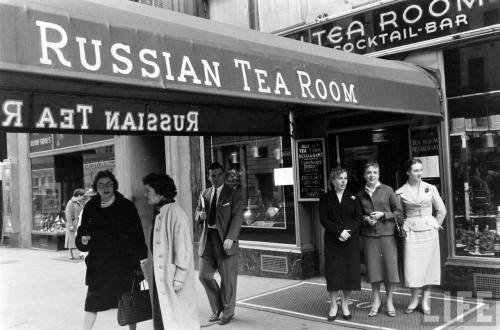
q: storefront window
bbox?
[31,156,61,232]
[445,39,500,258]
[204,136,296,244]
[30,144,115,233]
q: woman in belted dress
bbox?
[319,167,363,321]
[396,159,446,315]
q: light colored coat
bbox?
[395,181,447,232]
[148,203,199,330]
[64,198,82,248]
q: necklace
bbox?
[100,194,115,208]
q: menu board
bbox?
[296,138,327,201]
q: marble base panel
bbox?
[443,264,500,297]
[193,242,319,279]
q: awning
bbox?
[0,0,441,135]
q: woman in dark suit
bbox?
[319,167,363,321]
[76,170,148,330]
[358,162,402,317]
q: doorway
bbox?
[328,125,409,192]
[326,124,409,277]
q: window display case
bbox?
[448,95,500,258]
[445,39,500,259]
[204,136,296,244]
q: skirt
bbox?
[84,282,130,312]
[404,228,441,288]
[324,238,361,291]
[363,235,399,284]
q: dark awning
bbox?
[0,0,441,135]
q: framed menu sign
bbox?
[296,138,327,201]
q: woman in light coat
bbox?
[142,173,199,330]
[64,188,85,259]
[396,158,446,315]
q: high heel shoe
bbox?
[341,304,352,320]
[327,308,338,321]
[368,304,380,317]
[404,304,419,314]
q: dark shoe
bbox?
[218,314,234,325]
[386,310,397,317]
[327,308,337,321]
[208,310,222,322]
[342,313,352,320]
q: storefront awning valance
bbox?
[0,0,441,134]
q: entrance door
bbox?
[328,125,409,193]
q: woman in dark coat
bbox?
[319,167,363,321]
[76,170,148,330]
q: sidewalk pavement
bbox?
[1,247,498,330]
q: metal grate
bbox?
[473,273,500,298]
[261,255,288,274]
[238,282,485,330]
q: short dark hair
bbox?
[208,162,224,172]
[73,188,85,197]
[92,170,118,192]
[404,158,423,173]
[142,173,177,199]
[363,162,379,173]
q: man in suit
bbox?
[195,162,243,325]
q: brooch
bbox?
[424,187,429,193]
[350,195,356,200]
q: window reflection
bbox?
[204,136,295,236]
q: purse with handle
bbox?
[117,275,152,326]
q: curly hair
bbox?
[329,167,347,179]
[92,170,118,192]
[142,173,177,199]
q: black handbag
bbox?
[117,276,152,326]
[394,217,406,238]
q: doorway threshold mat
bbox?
[237,281,488,330]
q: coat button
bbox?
[158,254,163,258]
[156,241,161,245]
[155,227,160,231]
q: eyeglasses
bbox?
[97,182,114,189]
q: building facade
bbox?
[4,0,495,297]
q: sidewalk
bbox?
[0,247,498,329]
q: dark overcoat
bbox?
[76,191,148,286]
[319,189,363,291]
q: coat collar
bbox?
[396,181,431,204]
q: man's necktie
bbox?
[208,188,217,226]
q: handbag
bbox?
[117,276,152,326]
[394,217,406,238]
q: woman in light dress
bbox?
[396,159,446,315]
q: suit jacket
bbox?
[357,184,403,237]
[195,185,243,256]
[395,181,447,232]
[319,190,363,242]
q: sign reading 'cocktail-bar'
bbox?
[283,0,498,54]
